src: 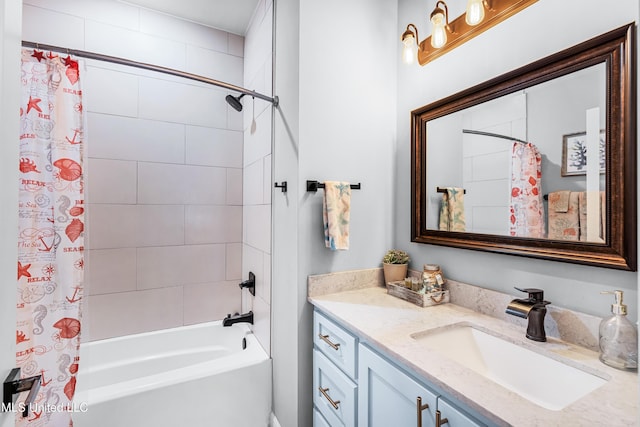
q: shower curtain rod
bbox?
[462,129,527,144]
[21,40,279,107]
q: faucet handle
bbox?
[514,287,545,302]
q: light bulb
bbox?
[402,34,417,64]
[465,0,485,26]
[430,12,447,49]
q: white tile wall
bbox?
[244,205,272,254]
[86,21,186,70]
[185,126,243,168]
[243,107,272,165]
[24,0,140,31]
[86,204,138,249]
[22,0,275,343]
[83,67,138,117]
[251,293,271,354]
[226,168,243,205]
[184,205,242,244]
[241,0,273,354]
[86,248,137,295]
[87,113,185,163]
[186,46,243,86]
[136,205,185,247]
[137,244,227,289]
[226,243,243,280]
[263,155,272,205]
[22,5,85,50]
[86,287,183,340]
[183,281,241,325]
[243,160,264,205]
[138,77,227,128]
[227,103,244,131]
[243,244,265,288]
[22,0,250,340]
[138,10,228,52]
[86,159,137,204]
[137,162,227,205]
[228,34,245,57]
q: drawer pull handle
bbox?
[436,410,449,426]
[416,396,430,427]
[319,387,341,410]
[318,333,340,350]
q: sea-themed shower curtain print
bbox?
[509,141,544,238]
[16,48,85,427]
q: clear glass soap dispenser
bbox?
[599,290,638,371]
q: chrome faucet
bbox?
[506,287,550,342]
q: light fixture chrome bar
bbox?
[21,40,279,107]
[462,129,527,144]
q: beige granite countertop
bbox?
[309,280,638,426]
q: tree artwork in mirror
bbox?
[411,24,636,270]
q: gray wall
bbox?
[396,0,638,322]
[273,0,398,426]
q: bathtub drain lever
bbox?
[239,272,255,296]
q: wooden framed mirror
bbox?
[411,24,636,270]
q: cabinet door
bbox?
[314,408,332,427]
[436,397,485,427]
[359,344,438,427]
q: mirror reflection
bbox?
[425,63,606,243]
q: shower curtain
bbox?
[509,141,544,238]
[16,49,85,427]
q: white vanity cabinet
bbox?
[313,309,487,427]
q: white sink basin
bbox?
[411,323,607,410]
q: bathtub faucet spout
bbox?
[223,311,254,327]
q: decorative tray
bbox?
[386,281,450,307]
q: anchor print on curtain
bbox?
[509,141,544,238]
[16,48,85,427]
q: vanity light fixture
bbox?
[401,0,538,66]
[465,0,487,26]
[401,24,419,64]
[429,1,451,49]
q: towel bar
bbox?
[306,180,361,192]
[436,187,466,194]
[274,181,287,193]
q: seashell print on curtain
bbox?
[16,49,85,427]
[509,141,544,238]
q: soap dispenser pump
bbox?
[599,290,638,371]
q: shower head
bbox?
[225,93,245,112]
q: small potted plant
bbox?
[382,249,410,284]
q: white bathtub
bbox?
[73,321,271,427]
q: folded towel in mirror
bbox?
[438,187,465,232]
[549,190,571,212]
[547,191,580,240]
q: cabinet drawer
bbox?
[313,349,357,427]
[314,310,358,379]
